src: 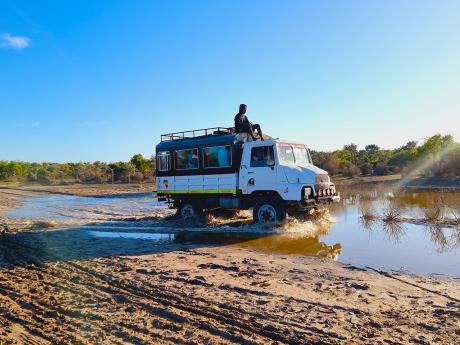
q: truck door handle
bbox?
[248,172,254,174]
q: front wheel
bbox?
[253,201,286,223]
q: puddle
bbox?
[6,193,172,223]
[5,189,460,277]
[88,231,174,241]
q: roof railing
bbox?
[160,126,235,142]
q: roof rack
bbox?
[160,127,235,142]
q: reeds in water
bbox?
[382,204,403,223]
[424,204,444,222]
[359,203,377,221]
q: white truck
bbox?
[156,127,339,223]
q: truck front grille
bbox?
[316,187,335,197]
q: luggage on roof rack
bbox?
[160,127,235,142]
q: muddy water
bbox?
[5,189,460,277]
[6,193,171,224]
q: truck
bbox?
[155,127,339,223]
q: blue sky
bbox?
[1,0,459,162]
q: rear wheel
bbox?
[253,201,286,223]
[177,202,202,222]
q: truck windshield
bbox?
[278,145,312,165]
[293,147,312,165]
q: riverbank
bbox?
[334,174,460,190]
[1,183,460,344]
[0,182,155,198]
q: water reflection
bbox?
[423,225,460,253]
[381,221,407,243]
[173,231,342,260]
[235,234,341,260]
[325,187,460,276]
[89,231,174,241]
[359,216,376,232]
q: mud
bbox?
[1,232,459,345]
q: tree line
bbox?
[0,154,155,184]
[1,134,459,184]
[311,134,460,178]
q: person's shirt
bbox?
[234,113,250,132]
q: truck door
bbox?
[240,144,277,194]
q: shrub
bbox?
[344,164,360,178]
[323,158,341,175]
[359,163,373,176]
[373,162,390,176]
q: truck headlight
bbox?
[303,187,312,199]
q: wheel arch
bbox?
[249,190,284,204]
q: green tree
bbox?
[130,154,149,173]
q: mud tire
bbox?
[176,202,202,223]
[253,200,286,224]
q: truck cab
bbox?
[156,127,339,223]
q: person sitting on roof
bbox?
[234,104,264,141]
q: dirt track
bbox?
[1,230,460,345]
[1,184,460,344]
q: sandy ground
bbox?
[1,184,460,344]
[1,183,154,198]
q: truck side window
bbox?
[157,152,170,171]
[250,146,275,168]
[203,146,231,168]
[175,149,199,170]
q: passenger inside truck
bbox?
[250,146,274,167]
[176,149,199,170]
[188,151,199,169]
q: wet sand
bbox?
[0,184,157,233]
[1,185,460,344]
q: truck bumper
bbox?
[287,194,341,213]
[317,195,340,204]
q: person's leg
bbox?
[252,124,264,140]
[242,123,256,140]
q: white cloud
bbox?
[1,33,31,50]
